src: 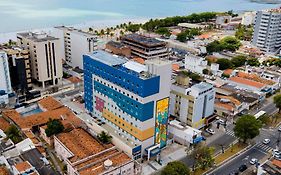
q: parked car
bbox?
[263,139,270,145]
[205,128,215,135]
[278,126,281,132]
[239,164,247,172]
[272,149,281,159]
[250,158,258,165]
[217,119,226,125]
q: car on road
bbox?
[272,149,281,159]
[217,119,226,125]
[263,139,271,145]
[238,164,247,172]
[278,126,281,132]
[250,158,258,165]
[205,128,215,135]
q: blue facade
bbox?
[94,81,154,121]
[83,54,160,114]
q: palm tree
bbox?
[97,131,112,144]
[89,27,93,33]
[110,32,114,38]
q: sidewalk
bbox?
[141,143,187,175]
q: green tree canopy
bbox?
[176,28,201,42]
[231,55,247,67]
[234,115,262,143]
[161,161,190,175]
[191,145,215,170]
[155,27,171,37]
[126,24,141,33]
[274,94,281,113]
[45,119,64,137]
[235,24,253,41]
[247,57,260,67]
[216,58,233,70]
[97,131,112,144]
[220,36,241,51]
[5,125,22,143]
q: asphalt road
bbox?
[210,127,281,175]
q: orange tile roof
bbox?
[172,64,180,72]
[216,95,241,106]
[14,161,32,172]
[198,33,211,39]
[215,102,234,111]
[38,96,63,111]
[132,57,145,64]
[229,76,265,88]
[56,128,113,163]
[56,128,132,175]
[79,153,131,175]
[67,76,82,84]
[237,72,275,85]
[0,118,10,131]
[3,106,81,130]
[223,69,233,76]
[0,166,9,175]
[272,159,281,168]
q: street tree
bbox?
[45,119,64,137]
[234,115,262,143]
[274,94,281,113]
[216,58,233,70]
[161,161,190,175]
[191,145,215,170]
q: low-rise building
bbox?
[105,41,131,58]
[12,161,39,175]
[169,72,215,129]
[184,54,219,75]
[54,128,135,175]
[168,120,203,146]
[257,159,281,175]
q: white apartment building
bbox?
[252,8,281,53]
[242,11,256,26]
[169,73,215,129]
[184,54,219,75]
[0,52,12,104]
[17,32,63,88]
[52,26,97,69]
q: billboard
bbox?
[155,97,169,148]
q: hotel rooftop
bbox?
[55,128,132,175]
[122,34,166,47]
[87,50,157,80]
[17,32,59,42]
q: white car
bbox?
[273,149,281,158]
[250,158,258,165]
[206,128,215,135]
[217,119,226,125]
[278,126,281,132]
[263,139,270,145]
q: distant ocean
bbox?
[0,0,278,42]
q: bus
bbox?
[254,110,266,119]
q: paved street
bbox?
[210,126,281,175]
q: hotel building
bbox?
[5,48,32,94]
[84,50,172,159]
[169,72,215,129]
[17,32,63,88]
[0,51,12,104]
[121,34,169,60]
[252,8,281,53]
[52,26,97,69]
